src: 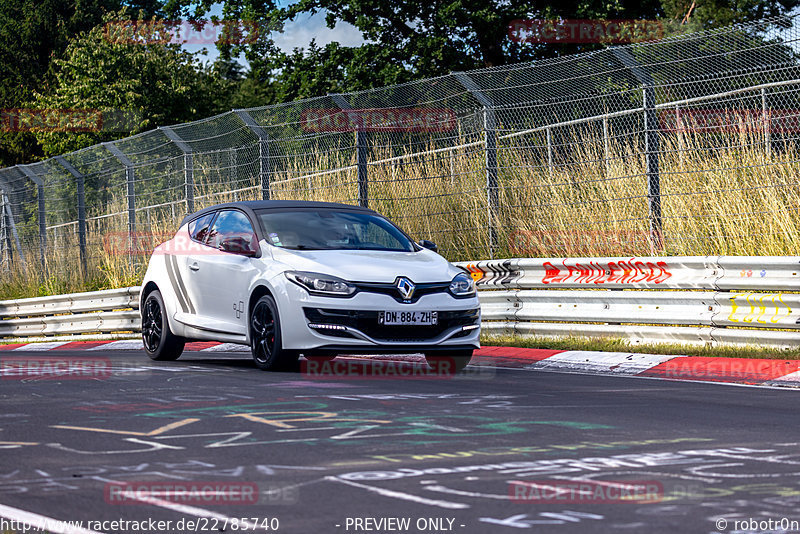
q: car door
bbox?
[168,211,216,327]
[184,209,259,335]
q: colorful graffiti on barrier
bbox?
[542,259,672,285]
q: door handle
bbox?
[189,262,199,271]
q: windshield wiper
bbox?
[288,245,326,250]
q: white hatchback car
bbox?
[140,201,480,371]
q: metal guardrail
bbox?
[2,256,800,347]
[0,287,140,338]
[455,256,800,348]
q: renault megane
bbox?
[139,201,480,372]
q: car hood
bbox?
[267,246,461,283]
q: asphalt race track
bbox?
[2,349,800,534]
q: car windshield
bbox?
[257,210,416,252]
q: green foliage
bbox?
[662,0,797,30]
[1,0,799,164]
[31,9,224,156]
[188,0,799,99]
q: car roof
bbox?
[179,200,376,227]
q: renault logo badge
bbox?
[395,277,416,300]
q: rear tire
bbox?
[425,350,473,374]
[141,290,185,361]
[250,295,298,371]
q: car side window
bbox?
[206,210,257,251]
[188,213,216,244]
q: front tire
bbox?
[141,290,185,361]
[250,295,298,371]
[425,350,473,374]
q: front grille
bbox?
[353,281,450,303]
[304,307,479,342]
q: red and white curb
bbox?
[2,341,800,388]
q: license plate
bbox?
[379,311,438,326]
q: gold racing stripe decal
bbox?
[164,254,189,313]
[170,254,196,315]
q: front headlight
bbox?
[449,272,476,297]
[285,271,356,297]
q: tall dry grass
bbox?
[3,125,800,299]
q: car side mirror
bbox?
[219,236,258,257]
[418,239,438,253]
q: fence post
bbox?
[18,165,47,272]
[235,110,270,200]
[453,72,499,258]
[0,174,24,267]
[0,191,8,269]
[103,142,136,246]
[546,127,554,177]
[54,156,87,275]
[160,126,195,213]
[231,148,239,201]
[602,116,610,175]
[331,94,368,208]
[611,47,663,250]
[762,88,771,159]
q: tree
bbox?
[31,9,221,156]
[171,0,798,97]
[661,0,796,29]
[0,0,165,167]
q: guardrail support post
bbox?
[235,110,270,200]
[55,156,87,275]
[160,126,195,213]
[331,94,368,208]
[454,72,499,258]
[18,165,47,272]
[611,47,663,251]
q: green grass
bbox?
[482,334,800,360]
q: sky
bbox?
[180,2,366,66]
[182,5,800,70]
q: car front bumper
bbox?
[272,279,481,352]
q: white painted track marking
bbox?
[115,492,266,531]
[533,351,677,375]
[12,341,70,351]
[326,476,469,509]
[199,343,249,352]
[88,340,143,351]
[0,502,103,534]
